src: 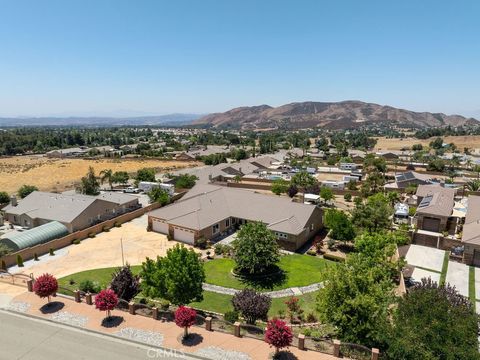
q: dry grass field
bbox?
[0,156,199,194]
[374,135,480,151]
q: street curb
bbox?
[0,308,208,360]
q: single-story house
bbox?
[148,184,323,251]
[3,191,140,233]
[46,147,89,158]
[395,171,435,188]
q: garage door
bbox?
[473,249,480,267]
[422,217,441,232]
[174,227,195,245]
[152,219,169,234]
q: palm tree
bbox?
[100,169,114,190]
[466,179,480,192]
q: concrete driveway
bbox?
[405,244,446,272]
[446,261,469,297]
[11,215,194,279]
[411,267,440,284]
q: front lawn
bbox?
[204,254,333,291]
[58,265,141,294]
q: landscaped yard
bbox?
[190,290,319,317]
[58,265,141,293]
[57,254,329,316]
[204,254,333,291]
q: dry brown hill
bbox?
[194,101,478,130]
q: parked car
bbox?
[123,187,140,194]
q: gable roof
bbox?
[462,196,480,245]
[149,184,319,235]
[415,185,455,217]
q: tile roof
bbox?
[149,184,319,235]
[415,185,455,217]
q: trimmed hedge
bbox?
[323,253,345,262]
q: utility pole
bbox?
[120,236,125,266]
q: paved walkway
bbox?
[6,290,339,360]
[202,282,324,298]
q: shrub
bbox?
[232,288,271,324]
[88,232,96,238]
[214,244,224,255]
[95,289,118,318]
[175,306,197,338]
[49,248,55,256]
[322,253,345,262]
[102,226,110,232]
[33,273,58,303]
[166,234,172,241]
[114,222,122,228]
[33,253,39,261]
[71,239,81,245]
[196,237,207,249]
[79,279,101,294]
[327,238,335,249]
[285,297,303,323]
[224,310,239,323]
[344,193,352,202]
[277,309,285,319]
[16,254,24,267]
[159,299,170,311]
[307,249,317,256]
[265,318,293,355]
[306,312,317,323]
[110,264,140,302]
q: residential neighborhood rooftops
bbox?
[149,184,318,235]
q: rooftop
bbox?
[415,184,455,217]
[149,184,319,235]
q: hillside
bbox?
[194,101,478,130]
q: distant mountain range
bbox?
[193,101,479,130]
[0,113,202,127]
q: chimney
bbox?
[10,195,17,207]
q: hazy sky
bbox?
[1,0,479,117]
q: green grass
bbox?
[204,254,333,291]
[439,251,449,286]
[58,265,141,293]
[190,290,319,317]
[469,266,476,311]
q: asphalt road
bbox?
[0,310,199,360]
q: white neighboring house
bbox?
[304,193,320,205]
[138,181,175,196]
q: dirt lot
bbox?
[374,135,480,151]
[0,156,199,194]
[9,215,195,279]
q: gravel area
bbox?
[114,327,164,347]
[6,301,31,313]
[194,346,251,360]
[202,282,323,298]
[50,311,88,328]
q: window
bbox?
[212,223,219,234]
[310,223,314,232]
[232,218,237,224]
[225,218,230,227]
